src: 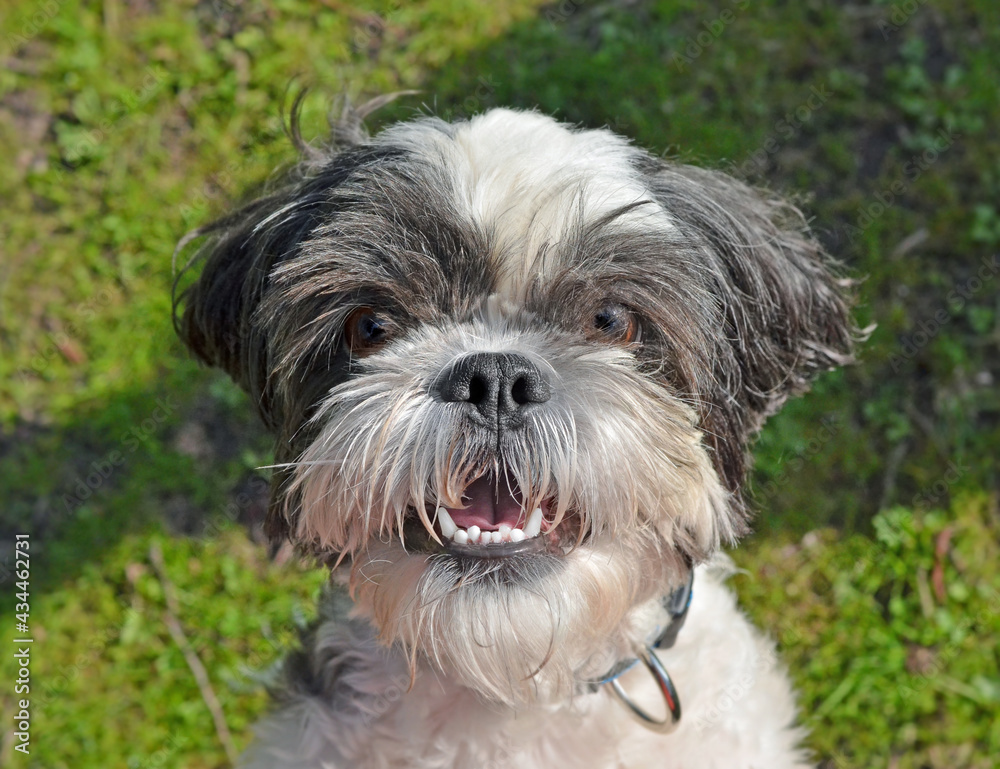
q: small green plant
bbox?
[734,495,1000,768]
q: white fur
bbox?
[240,559,809,769]
[374,109,674,299]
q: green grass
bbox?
[1,527,327,768]
[735,495,1000,767]
[1,1,997,767]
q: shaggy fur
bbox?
[174,102,856,768]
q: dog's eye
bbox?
[345,307,390,354]
[592,303,640,345]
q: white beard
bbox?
[240,557,810,769]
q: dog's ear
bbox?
[174,144,399,540]
[172,170,342,544]
[173,180,328,429]
[172,92,409,427]
[642,161,859,517]
[174,94,419,548]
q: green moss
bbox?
[734,495,1000,767]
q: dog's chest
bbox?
[342,677,641,769]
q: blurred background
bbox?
[1,1,997,767]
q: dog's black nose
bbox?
[438,352,550,428]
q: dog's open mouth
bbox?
[408,469,573,558]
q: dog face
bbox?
[175,107,854,705]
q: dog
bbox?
[174,99,856,768]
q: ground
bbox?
[0,1,997,767]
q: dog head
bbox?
[175,106,854,705]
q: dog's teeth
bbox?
[437,507,457,539]
[446,519,536,547]
[524,507,543,538]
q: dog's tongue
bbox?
[447,474,525,531]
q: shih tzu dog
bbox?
[174,99,855,768]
